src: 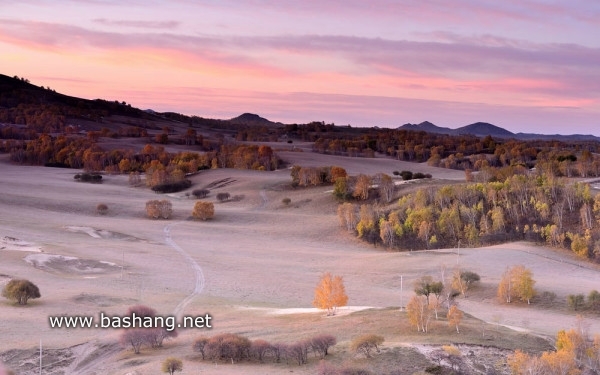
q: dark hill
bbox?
[398,121,454,135]
[230,113,273,125]
[456,122,515,137]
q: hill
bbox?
[456,122,514,137]
[398,120,600,142]
[230,112,275,125]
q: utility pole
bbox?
[400,275,403,311]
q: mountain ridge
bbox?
[398,121,600,141]
[2,73,598,141]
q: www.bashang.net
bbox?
[48,312,212,331]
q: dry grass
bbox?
[0,152,598,374]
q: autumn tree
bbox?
[161,357,183,375]
[447,305,463,333]
[311,334,336,358]
[353,174,371,200]
[2,279,41,305]
[145,200,172,219]
[350,334,384,358]
[313,272,348,316]
[377,173,395,203]
[406,295,432,333]
[497,265,536,304]
[192,201,215,220]
[452,270,480,297]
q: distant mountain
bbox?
[230,113,273,125]
[398,120,600,142]
[398,121,454,135]
[456,122,514,137]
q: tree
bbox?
[146,200,172,219]
[588,290,600,311]
[120,328,147,354]
[378,173,395,203]
[567,294,585,311]
[2,279,41,305]
[350,334,384,358]
[192,189,210,198]
[406,295,432,333]
[96,203,108,215]
[497,265,536,304]
[452,270,480,297]
[192,201,215,220]
[193,337,209,360]
[311,335,337,358]
[313,272,348,316]
[447,305,463,333]
[413,276,443,306]
[353,174,371,200]
[161,357,183,375]
[251,339,272,362]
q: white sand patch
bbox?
[65,226,103,238]
[269,306,374,316]
[0,236,41,252]
[234,305,374,316]
[24,254,119,274]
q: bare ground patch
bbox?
[24,254,121,275]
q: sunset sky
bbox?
[1,1,599,135]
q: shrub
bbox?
[217,192,231,202]
[192,189,210,199]
[192,201,214,220]
[567,294,585,311]
[151,179,191,193]
[350,334,384,358]
[400,171,413,180]
[161,357,183,375]
[2,279,41,305]
[282,197,292,206]
[74,173,102,183]
[96,203,108,215]
[146,200,173,219]
[392,170,400,176]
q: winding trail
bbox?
[164,222,205,318]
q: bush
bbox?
[400,170,413,180]
[96,203,108,215]
[350,334,384,358]
[161,357,183,375]
[392,170,400,176]
[282,197,292,206]
[2,279,41,305]
[146,200,172,219]
[192,201,214,220]
[74,173,103,183]
[192,189,210,199]
[151,179,191,193]
[567,294,585,311]
[216,192,231,202]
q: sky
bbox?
[1,0,599,135]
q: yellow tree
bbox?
[447,305,463,333]
[192,201,215,221]
[313,272,348,316]
[406,295,432,333]
[497,265,536,304]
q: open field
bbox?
[1,152,600,374]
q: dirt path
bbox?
[164,222,205,319]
